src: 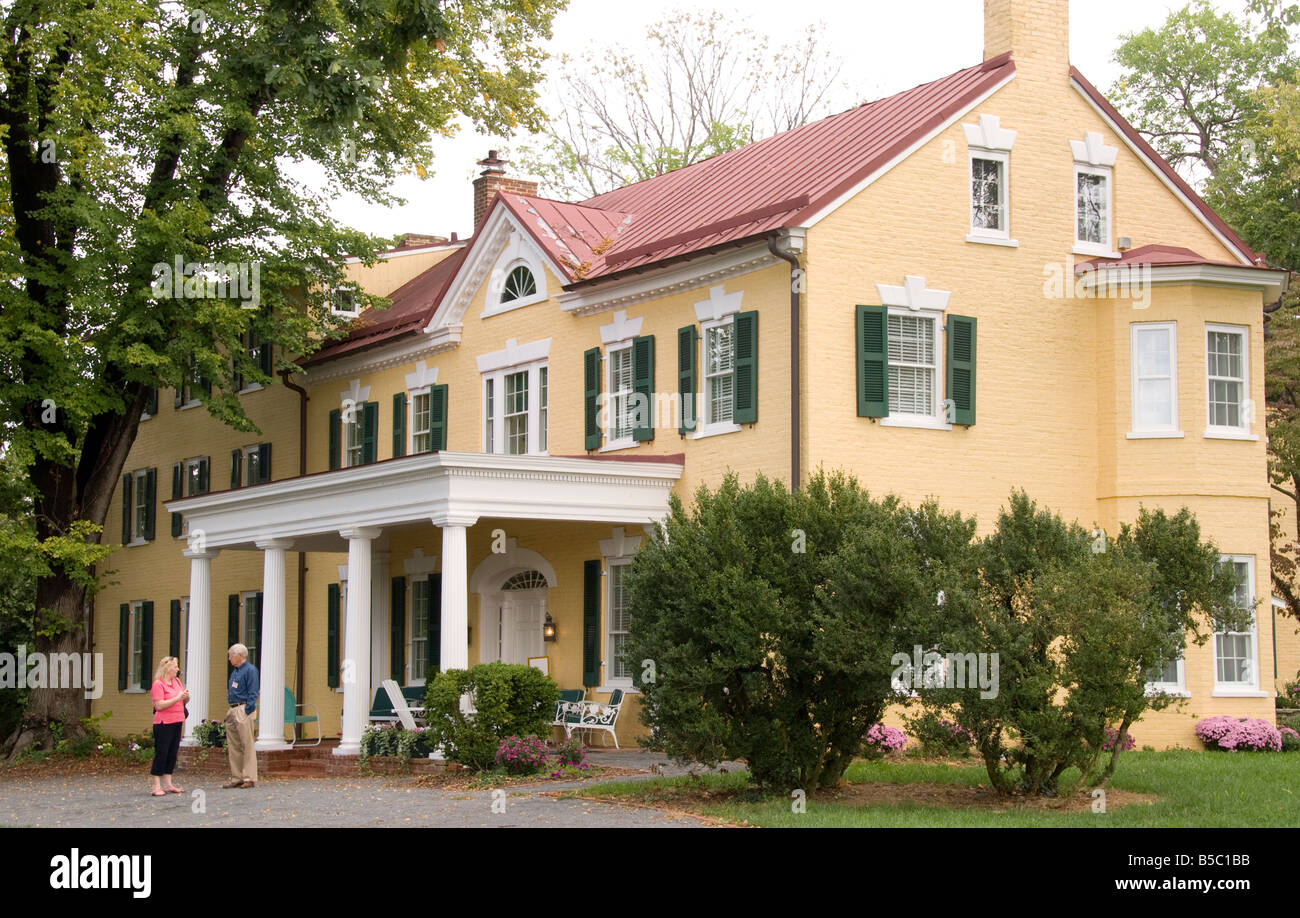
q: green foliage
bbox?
[359,723,436,759]
[424,663,560,770]
[192,720,225,749]
[624,470,972,792]
[920,493,1240,796]
[905,711,973,759]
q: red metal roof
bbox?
[1075,244,1259,272]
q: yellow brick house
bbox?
[95,0,1296,753]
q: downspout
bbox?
[767,230,805,490]
[280,369,309,725]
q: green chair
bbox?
[552,689,585,734]
[284,687,321,747]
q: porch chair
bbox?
[552,689,585,736]
[382,679,425,731]
[565,689,624,749]
[283,686,321,747]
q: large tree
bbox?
[0,0,564,752]
[514,9,846,199]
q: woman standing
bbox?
[149,657,189,796]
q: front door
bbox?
[500,590,545,665]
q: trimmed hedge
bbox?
[424,663,560,770]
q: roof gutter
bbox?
[767,230,806,491]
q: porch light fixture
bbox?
[543,613,557,642]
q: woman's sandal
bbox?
[151,789,166,797]
[165,786,184,794]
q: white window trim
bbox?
[1129,322,1182,437]
[128,469,149,546]
[600,341,636,452]
[879,307,952,431]
[241,444,268,486]
[1144,653,1188,698]
[1204,323,1254,440]
[482,235,549,318]
[343,411,363,469]
[124,600,146,692]
[1073,163,1118,258]
[966,148,1017,246]
[408,574,432,686]
[238,334,265,394]
[693,315,742,440]
[330,286,361,319]
[481,358,548,456]
[600,558,636,693]
[1213,554,1263,696]
[409,386,432,455]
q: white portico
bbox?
[167,451,681,755]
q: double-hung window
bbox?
[887,312,939,420]
[411,389,432,453]
[607,345,636,446]
[1074,164,1113,256]
[1214,556,1259,694]
[1129,322,1180,437]
[703,318,736,432]
[856,302,976,428]
[118,599,152,692]
[482,361,548,455]
[1205,324,1251,438]
[410,578,431,683]
[122,468,157,544]
[240,591,262,670]
[606,560,632,684]
[969,151,1010,241]
[129,601,145,690]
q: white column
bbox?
[435,516,477,672]
[371,551,391,697]
[181,547,219,746]
[255,538,294,750]
[336,527,381,756]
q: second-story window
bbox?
[482,363,547,455]
[969,152,1008,238]
[1075,165,1112,252]
[704,319,735,428]
[1206,324,1249,437]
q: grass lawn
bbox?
[577,750,1299,827]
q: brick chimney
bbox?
[472,151,539,230]
[984,0,1069,85]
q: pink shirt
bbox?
[151,677,186,725]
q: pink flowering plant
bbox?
[495,735,550,775]
[1101,727,1135,752]
[1278,726,1299,752]
[1194,716,1283,752]
[861,724,908,760]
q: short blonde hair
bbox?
[154,656,180,683]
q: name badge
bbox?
[231,681,239,689]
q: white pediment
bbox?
[404,360,439,391]
[476,337,552,374]
[403,547,439,576]
[1070,131,1119,167]
[599,526,642,559]
[876,276,951,312]
[963,113,1017,151]
[340,378,371,408]
[694,284,744,322]
[599,309,644,345]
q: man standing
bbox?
[224,644,260,789]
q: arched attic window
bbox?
[501,265,538,304]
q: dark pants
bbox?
[151,722,182,776]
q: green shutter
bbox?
[228,594,240,676]
[230,449,242,488]
[258,340,273,376]
[327,583,340,688]
[391,576,406,682]
[144,388,157,416]
[429,573,442,677]
[143,468,156,541]
[122,474,132,543]
[582,559,601,687]
[257,443,271,483]
[171,463,183,537]
[118,603,129,691]
[140,601,154,682]
[678,325,698,434]
[633,335,655,442]
[947,315,977,426]
[328,408,340,470]
[361,401,378,464]
[584,348,601,450]
[392,392,407,458]
[169,599,182,659]
[430,384,448,451]
[197,457,208,494]
[856,305,889,418]
[733,311,758,424]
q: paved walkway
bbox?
[0,750,745,828]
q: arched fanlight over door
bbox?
[502,569,548,591]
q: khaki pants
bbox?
[224,705,257,783]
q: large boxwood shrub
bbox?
[424,663,560,770]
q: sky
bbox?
[323,0,1256,241]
